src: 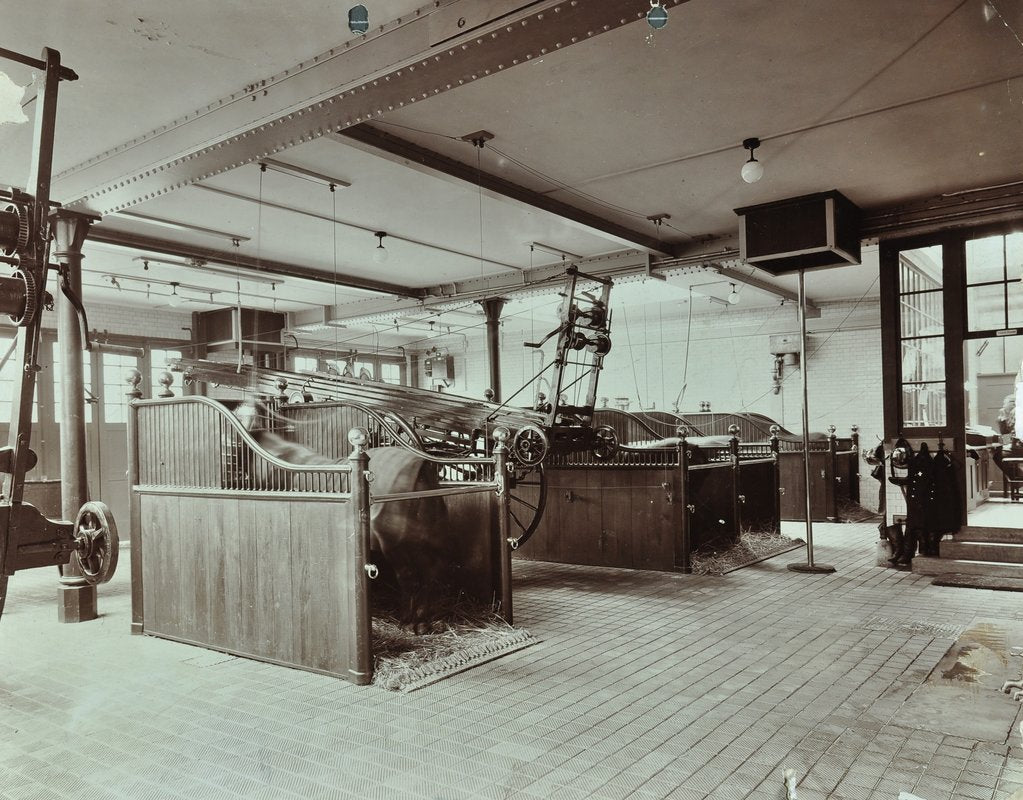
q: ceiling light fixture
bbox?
[727,283,740,305]
[131,255,282,286]
[167,282,183,308]
[530,241,583,261]
[372,231,389,264]
[741,137,764,184]
[259,158,352,188]
[110,211,251,244]
[647,1,668,29]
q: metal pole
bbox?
[481,297,507,402]
[53,211,100,617]
[789,269,835,574]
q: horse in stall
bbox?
[235,402,455,634]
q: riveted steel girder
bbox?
[57,0,690,216]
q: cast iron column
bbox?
[481,298,507,402]
[53,210,97,621]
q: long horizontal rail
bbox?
[370,483,498,504]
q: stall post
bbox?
[770,424,782,535]
[827,424,840,522]
[729,424,742,539]
[677,428,692,574]
[346,428,373,685]
[494,427,513,624]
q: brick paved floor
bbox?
[2,522,1023,800]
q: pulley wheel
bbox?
[591,424,619,461]
[512,424,549,467]
[72,501,119,585]
[587,334,611,357]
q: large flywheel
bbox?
[70,501,119,585]
[506,463,548,549]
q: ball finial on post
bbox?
[484,388,495,402]
[348,427,369,451]
[125,368,143,400]
[493,426,509,446]
[157,370,174,398]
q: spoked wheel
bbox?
[507,463,548,550]
[591,424,619,461]
[71,501,119,586]
[511,424,549,467]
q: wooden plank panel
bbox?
[630,471,676,571]
[293,501,344,673]
[188,496,212,646]
[219,497,244,653]
[251,497,295,664]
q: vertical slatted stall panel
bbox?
[279,403,380,460]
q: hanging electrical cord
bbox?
[331,181,339,367]
[620,304,644,411]
[673,287,695,411]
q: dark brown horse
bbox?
[241,410,453,633]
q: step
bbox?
[940,540,1023,563]
[912,556,1023,579]
[955,526,1023,544]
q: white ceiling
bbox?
[0,0,1021,343]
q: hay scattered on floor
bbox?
[690,529,804,575]
[837,498,883,523]
[372,601,537,692]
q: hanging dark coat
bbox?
[903,442,936,553]
[927,447,961,534]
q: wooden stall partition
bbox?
[514,466,682,571]
[129,397,373,684]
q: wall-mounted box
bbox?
[735,190,861,275]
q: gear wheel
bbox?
[9,268,36,326]
[0,202,30,257]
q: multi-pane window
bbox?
[0,335,38,423]
[379,362,402,385]
[966,232,1023,333]
[293,355,318,373]
[101,353,139,423]
[51,341,91,423]
[149,349,182,397]
[898,245,945,428]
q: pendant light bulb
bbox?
[168,282,182,307]
[727,283,740,305]
[372,231,389,264]
[741,137,763,184]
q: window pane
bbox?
[102,353,139,423]
[0,336,38,424]
[899,245,942,291]
[967,283,1007,332]
[1008,232,1023,279]
[902,383,946,428]
[966,235,1007,285]
[901,339,945,383]
[379,362,402,385]
[51,342,91,423]
[899,290,943,337]
[293,356,318,372]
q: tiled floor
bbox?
[2,522,1023,800]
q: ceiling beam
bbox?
[337,124,677,257]
[87,227,422,298]
[713,261,820,315]
[56,0,692,216]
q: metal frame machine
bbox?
[0,47,119,619]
